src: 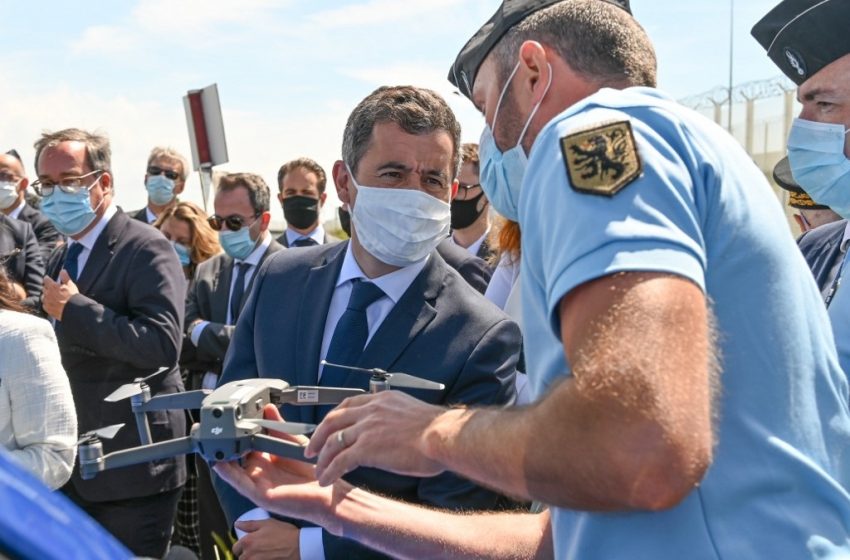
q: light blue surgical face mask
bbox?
[41,178,104,236]
[172,241,191,266]
[478,60,552,221]
[787,117,850,219]
[219,225,258,261]
[146,174,176,205]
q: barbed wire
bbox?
[678,75,796,110]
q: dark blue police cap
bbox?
[773,156,829,210]
[448,0,631,99]
[752,0,850,86]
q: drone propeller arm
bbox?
[136,390,211,412]
[100,436,197,471]
[251,433,316,464]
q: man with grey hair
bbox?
[35,128,187,558]
[131,146,189,224]
[214,85,520,560]
[214,1,850,558]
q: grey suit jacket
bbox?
[436,237,492,294]
[182,238,285,376]
[216,241,520,559]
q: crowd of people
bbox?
[2,0,850,558]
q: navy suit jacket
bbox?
[44,210,186,502]
[797,219,847,293]
[216,241,520,559]
[0,213,43,308]
[436,238,492,294]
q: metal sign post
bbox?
[183,84,228,212]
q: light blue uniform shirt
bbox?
[520,87,850,559]
[828,256,850,381]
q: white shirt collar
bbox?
[145,207,157,224]
[286,223,324,246]
[238,233,272,266]
[337,243,428,304]
[72,204,117,251]
[7,199,24,219]
[452,228,490,257]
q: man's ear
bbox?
[451,179,459,201]
[319,192,328,207]
[259,211,271,232]
[277,191,284,205]
[99,172,113,195]
[518,40,550,103]
[332,160,352,205]
[17,177,28,193]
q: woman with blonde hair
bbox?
[154,201,221,280]
[0,267,77,489]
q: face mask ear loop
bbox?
[491,61,522,132]
[517,63,553,147]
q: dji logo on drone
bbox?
[210,427,223,435]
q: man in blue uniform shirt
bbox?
[215,1,850,558]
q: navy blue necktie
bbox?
[229,262,250,325]
[317,279,385,420]
[63,243,85,282]
[292,237,318,247]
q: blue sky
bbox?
[0,0,785,225]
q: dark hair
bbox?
[342,85,462,177]
[493,0,656,88]
[277,157,327,195]
[0,266,25,312]
[216,172,271,214]
[461,143,479,174]
[34,128,112,176]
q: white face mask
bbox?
[0,180,20,210]
[347,165,451,267]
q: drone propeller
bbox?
[245,419,316,436]
[320,361,445,391]
[77,423,125,445]
[104,367,170,402]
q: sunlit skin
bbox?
[797,53,850,157]
[278,166,327,235]
[159,217,192,246]
[332,121,458,279]
[451,161,490,249]
[144,155,185,216]
[0,154,28,213]
[38,141,113,320]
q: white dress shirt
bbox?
[285,223,325,247]
[239,243,429,559]
[451,228,489,257]
[144,206,157,224]
[7,199,24,219]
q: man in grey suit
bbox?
[215,86,520,560]
[35,128,186,558]
[182,172,283,559]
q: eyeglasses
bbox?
[207,213,260,232]
[147,166,181,181]
[32,170,103,197]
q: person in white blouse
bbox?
[0,268,76,489]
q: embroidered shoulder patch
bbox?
[560,120,642,196]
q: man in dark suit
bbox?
[35,128,186,558]
[129,146,189,225]
[276,157,341,247]
[0,150,61,260]
[215,86,519,560]
[0,213,43,308]
[181,172,283,558]
[774,156,848,299]
[450,143,494,263]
